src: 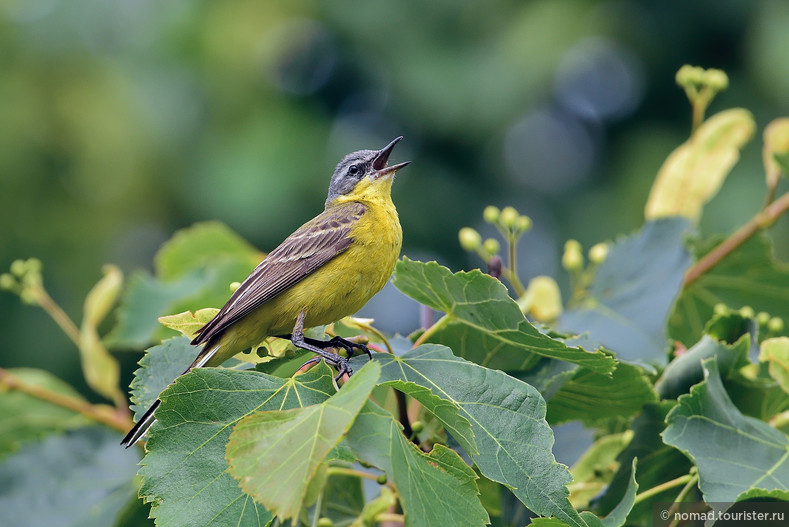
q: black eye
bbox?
[348,164,361,176]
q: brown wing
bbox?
[192,202,366,345]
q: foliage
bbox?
[2,66,789,527]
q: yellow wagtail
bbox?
[121,137,409,447]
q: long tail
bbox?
[121,343,220,449]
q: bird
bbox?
[121,137,409,448]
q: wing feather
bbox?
[192,202,366,345]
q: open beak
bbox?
[372,136,410,178]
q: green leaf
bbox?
[546,362,657,426]
[560,218,692,365]
[128,337,196,422]
[107,222,262,349]
[760,337,789,393]
[596,402,690,522]
[670,233,789,347]
[600,458,639,527]
[226,362,380,522]
[347,401,489,527]
[380,379,477,456]
[662,357,789,503]
[154,221,261,281]
[569,432,632,509]
[318,469,367,527]
[656,332,750,400]
[157,308,219,340]
[139,364,337,527]
[0,427,140,527]
[365,345,586,527]
[0,368,90,459]
[393,258,615,373]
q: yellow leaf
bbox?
[763,118,789,190]
[80,265,124,403]
[645,108,755,221]
[518,275,563,322]
[759,337,789,394]
[158,308,219,340]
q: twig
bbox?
[0,367,132,433]
[684,190,789,287]
[667,472,699,527]
[633,473,694,505]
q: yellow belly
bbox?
[213,197,401,357]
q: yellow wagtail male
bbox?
[121,137,409,447]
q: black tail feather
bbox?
[120,399,160,448]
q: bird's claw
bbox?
[327,336,372,360]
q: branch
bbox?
[684,190,789,287]
[0,367,132,434]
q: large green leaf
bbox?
[0,368,90,459]
[546,362,657,426]
[363,345,587,527]
[154,221,261,281]
[670,233,789,347]
[226,362,380,522]
[139,365,337,527]
[392,258,615,373]
[347,401,489,527]
[107,222,262,349]
[662,358,789,503]
[318,470,366,527]
[0,427,140,527]
[560,218,692,365]
[128,337,197,422]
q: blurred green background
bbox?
[2,0,789,406]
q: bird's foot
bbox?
[297,354,352,382]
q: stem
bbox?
[34,287,81,347]
[412,314,451,348]
[0,367,131,434]
[374,513,404,525]
[667,473,700,527]
[684,190,789,287]
[507,234,526,296]
[326,466,382,482]
[633,474,693,505]
[311,485,324,527]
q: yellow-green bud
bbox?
[739,306,755,319]
[0,273,15,290]
[483,238,500,256]
[411,421,424,434]
[768,317,785,333]
[483,206,500,224]
[459,228,482,251]
[757,312,771,325]
[376,474,388,485]
[520,276,563,322]
[588,243,609,264]
[517,215,532,232]
[20,288,39,305]
[713,303,728,315]
[229,281,241,293]
[500,206,519,229]
[317,518,334,527]
[704,69,728,91]
[10,259,26,277]
[676,64,704,87]
[562,240,583,271]
[26,258,42,274]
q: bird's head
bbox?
[326,137,410,206]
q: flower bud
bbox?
[487,255,502,279]
[483,238,500,256]
[518,276,562,321]
[588,243,609,264]
[483,206,500,224]
[317,518,334,527]
[0,273,16,291]
[757,312,771,325]
[458,228,482,251]
[676,64,704,87]
[739,306,755,319]
[376,474,388,485]
[562,240,583,271]
[229,281,241,293]
[500,206,519,229]
[768,317,785,333]
[411,421,424,434]
[517,215,532,232]
[704,69,729,91]
[10,259,26,277]
[713,303,728,315]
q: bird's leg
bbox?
[287,311,352,381]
